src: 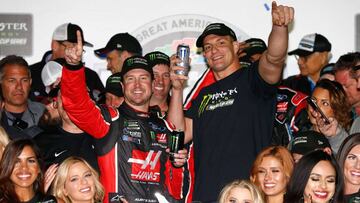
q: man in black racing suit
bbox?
[60,32,187,203]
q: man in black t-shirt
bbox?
[168,2,294,202]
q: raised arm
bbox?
[61,31,111,138]
[167,55,193,143]
[259,1,294,84]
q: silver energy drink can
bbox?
[176,44,190,76]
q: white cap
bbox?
[41,61,63,93]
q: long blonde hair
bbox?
[52,157,104,203]
[0,126,10,157]
[218,179,264,203]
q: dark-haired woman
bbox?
[0,139,59,203]
[285,150,344,203]
[308,79,352,154]
[337,133,360,202]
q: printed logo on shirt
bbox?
[198,87,238,116]
[156,133,167,144]
[124,120,141,130]
[149,121,167,132]
[54,150,67,157]
[128,150,162,182]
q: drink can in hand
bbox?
[169,131,185,162]
[176,44,190,76]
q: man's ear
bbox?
[233,41,240,54]
[51,40,59,51]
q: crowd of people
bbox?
[0,2,360,203]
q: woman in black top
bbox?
[285,150,344,203]
[0,139,59,203]
[337,133,360,203]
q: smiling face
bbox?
[256,156,288,198]
[224,187,254,203]
[304,160,336,203]
[203,34,240,79]
[10,146,40,194]
[122,68,153,111]
[152,64,171,101]
[63,162,96,203]
[344,145,360,191]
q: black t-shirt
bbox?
[344,191,360,203]
[34,126,99,172]
[185,63,277,202]
[24,192,57,203]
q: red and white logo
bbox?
[156,133,167,144]
[128,150,162,182]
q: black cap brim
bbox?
[94,47,110,58]
[83,41,94,47]
[288,49,313,56]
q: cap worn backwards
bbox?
[52,23,93,47]
[120,56,153,80]
[94,33,142,58]
[41,58,65,93]
[144,51,170,68]
[196,23,237,48]
[288,33,331,56]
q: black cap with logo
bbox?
[196,23,237,48]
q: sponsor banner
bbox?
[0,14,32,56]
[132,14,249,97]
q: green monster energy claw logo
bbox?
[149,53,157,61]
[127,58,134,65]
[198,94,212,116]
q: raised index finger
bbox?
[272,1,278,11]
[76,30,83,48]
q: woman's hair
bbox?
[0,139,44,203]
[313,79,352,130]
[218,179,264,203]
[52,156,104,203]
[336,133,360,179]
[0,126,10,158]
[250,146,294,191]
[284,150,344,203]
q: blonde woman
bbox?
[219,179,264,203]
[52,157,104,203]
[0,126,9,160]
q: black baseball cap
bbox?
[120,56,153,80]
[52,23,93,47]
[104,72,123,97]
[94,33,142,58]
[144,51,170,68]
[244,38,267,56]
[196,23,237,48]
[288,33,331,56]
[290,131,331,155]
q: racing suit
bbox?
[61,63,183,203]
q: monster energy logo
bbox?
[149,53,157,61]
[127,58,134,65]
[198,94,212,116]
